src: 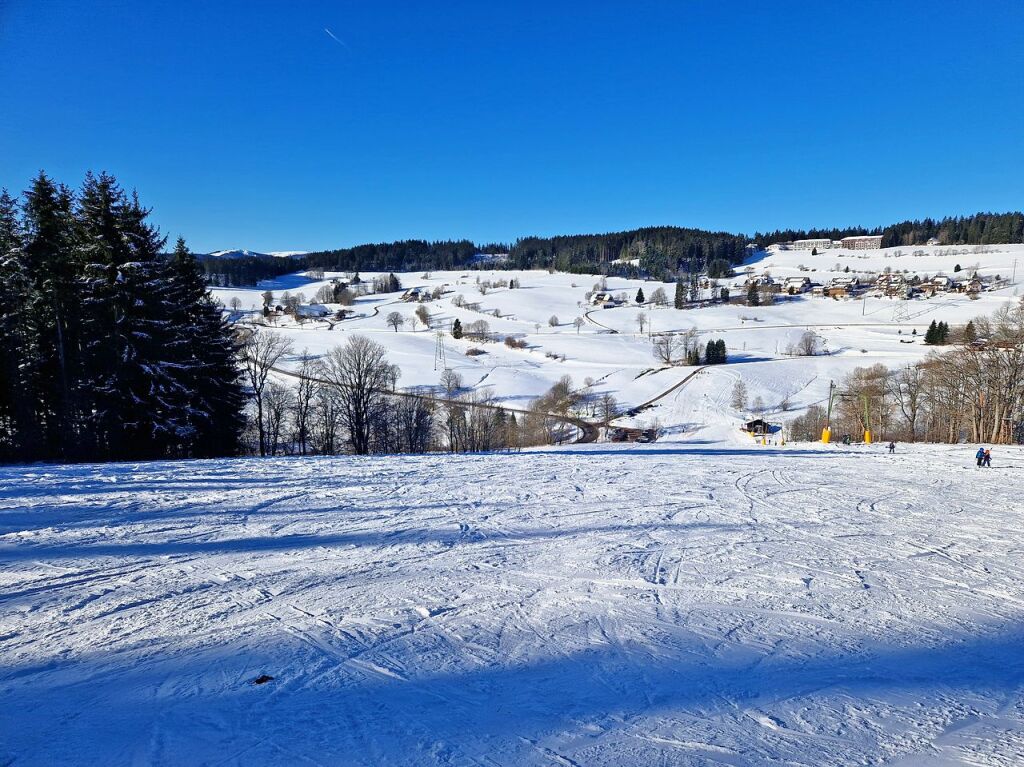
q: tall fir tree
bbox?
[0,190,37,459]
[21,172,83,458]
[1,172,247,463]
[165,237,246,457]
[674,280,685,309]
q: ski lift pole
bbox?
[822,380,835,443]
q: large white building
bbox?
[840,235,884,250]
[791,238,832,251]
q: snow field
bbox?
[2,443,1024,765]
[211,245,1024,434]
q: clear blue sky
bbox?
[2,1,1022,253]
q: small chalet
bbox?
[741,418,774,435]
[295,304,331,319]
[402,288,426,302]
[590,291,619,307]
[783,276,811,294]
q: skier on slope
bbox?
[976,447,986,467]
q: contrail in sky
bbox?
[324,28,351,51]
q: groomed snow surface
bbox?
[3,443,1024,765]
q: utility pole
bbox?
[823,381,836,443]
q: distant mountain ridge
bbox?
[206,249,306,260]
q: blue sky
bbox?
[2,1,1022,252]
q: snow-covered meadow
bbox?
[2,443,1023,765]
[211,244,1024,436]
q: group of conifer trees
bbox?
[0,172,245,463]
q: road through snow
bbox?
[2,444,1024,765]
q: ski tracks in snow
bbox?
[1,446,1024,765]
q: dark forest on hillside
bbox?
[200,212,1024,286]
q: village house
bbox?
[918,275,953,295]
[402,287,427,302]
[872,272,908,298]
[823,276,861,298]
[294,304,331,319]
[590,291,620,307]
[783,276,811,294]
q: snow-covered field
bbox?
[2,443,1024,765]
[211,244,1024,435]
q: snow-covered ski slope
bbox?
[2,443,1024,765]
[211,244,1024,435]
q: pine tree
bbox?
[452,318,463,339]
[636,287,645,304]
[674,280,684,309]
[924,320,938,345]
[705,340,717,364]
[3,172,246,462]
[21,172,82,459]
[165,237,246,457]
[0,189,37,459]
[747,282,760,306]
[963,320,977,343]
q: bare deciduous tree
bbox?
[652,333,682,364]
[415,304,430,329]
[242,330,293,456]
[731,380,748,411]
[319,335,401,455]
[386,311,405,332]
[440,368,463,396]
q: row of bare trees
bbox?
[241,331,572,456]
[789,300,1024,444]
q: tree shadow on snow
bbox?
[1,616,1022,765]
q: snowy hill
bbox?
[2,443,1023,764]
[211,243,1024,440]
[207,249,306,259]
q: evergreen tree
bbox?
[165,237,246,457]
[0,190,37,459]
[452,318,463,339]
[636,287,645,304]
[674,280,685,309]
[715,339,727,363]
[924,320,938,345]
[1,172,246,463]
[705,340,717,364]
[963,320,977,343]
[747,282,760,306]
[21,172,82,458]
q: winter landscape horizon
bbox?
[4,2,1024,765]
